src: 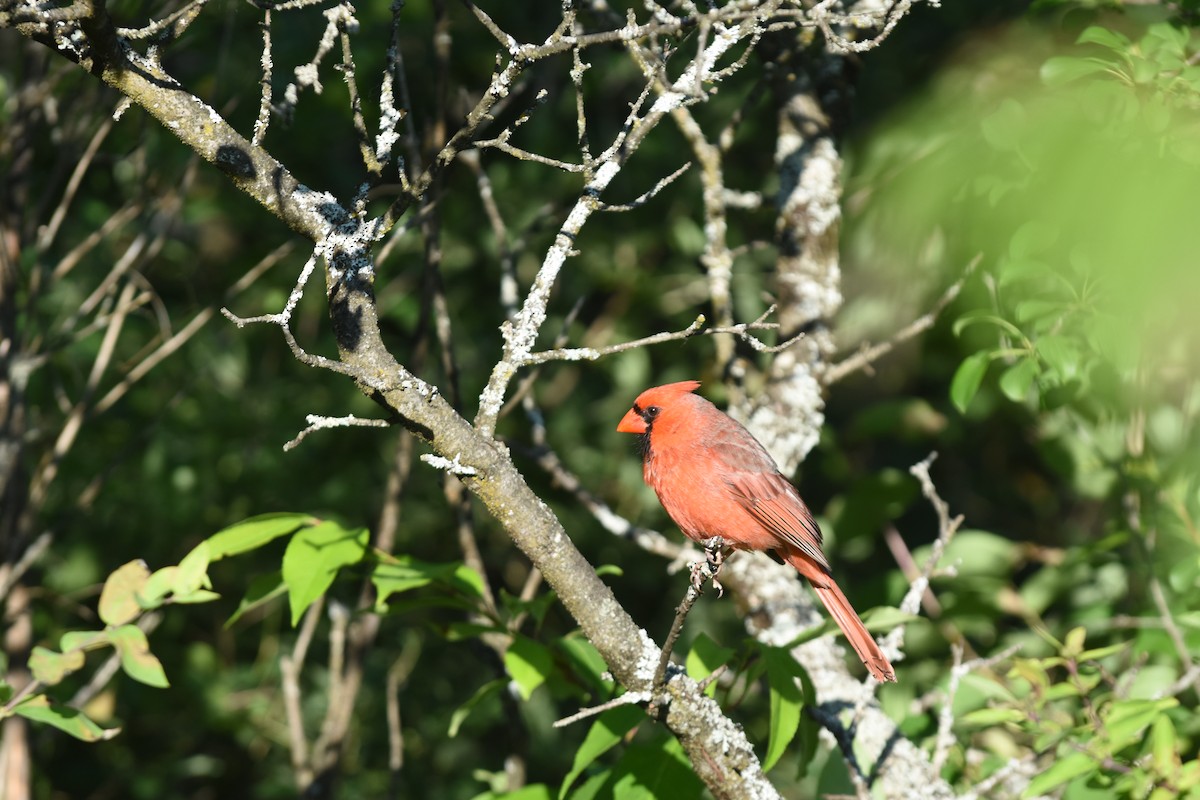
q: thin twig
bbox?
[880,453,964,664]
[552,691,649,728]
[931,643,1024,775]
[825,254,982,385]
[284,415,392,451]
[0,533,52,602]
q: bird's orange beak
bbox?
[616,408,646,434]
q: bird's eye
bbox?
[644,405,661,419]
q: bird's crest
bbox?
[634,380,701,406]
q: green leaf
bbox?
[685,633,733,697]
[566,769,612,800]
[59,631,106,652]
[1040,56,1113,87]
[1062,626,1086,658]
[859,606,918,633]
[950,352,991,413]
[371,559,434,604]
[170,589,220,604]
[372,556,484,612]
[504,637,555,701]
[1078,642,1130,662]
[448,678,504,738]
[207,513,313,560]
[225,572,286,627]
[1131,57,1158,85]
[1104,699,1178,751]
[12,695,117,742]
[609,732,702,800]
[450,563,486,599]
[137,553,217,609]
[1076,25,1132,51]
[557,635,611,693]
[559,704,644,800]
[1024,751,1096,797]
[29,646,86,686]
[1149,714,1180,776]
[109,624,169,688]
[1144,23,1188,59]
[99,560,151,626]
[281,522,368,625]
[1035,334,1081,381]
[999,358,1039,402]
[173,542,212,596]
[952,310,1022,338]
[138,566,178,608]
[760,645,804,772]
[961,707,1027,726]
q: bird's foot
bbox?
[692,536,726,597]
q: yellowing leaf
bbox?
[99,561,151,626]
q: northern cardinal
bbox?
[617,380,896,682]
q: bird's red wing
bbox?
[725,472,831,573]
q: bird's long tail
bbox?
[782,550,896,682]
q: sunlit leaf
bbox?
[1078,642,1130,662]
[12,695,118,742]
[1062,626,1086,658]
[504,637,555,701]
[281,522,368,625]
[685,633,734,698]
[138,566,178,608]
[1103,699,1178,751]
[29,646,85,686]
[961,707,1026,726]
[999,358,1039,402]
[173,542,211,596]
[557,635,611,694]
[109,624,169,688]
[475,784,553,800]
[207,513,313,560]
[98,560,151,626]
[59,631,106,652]
[1024,751,1096,797]
[1148,714,1180,776]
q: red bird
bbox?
[617,380,896,682]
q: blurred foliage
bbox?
[3,0,1200,798]
[847,7,1200,797]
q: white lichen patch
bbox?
[420,453,477,477]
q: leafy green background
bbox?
[3,1,1199,798]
